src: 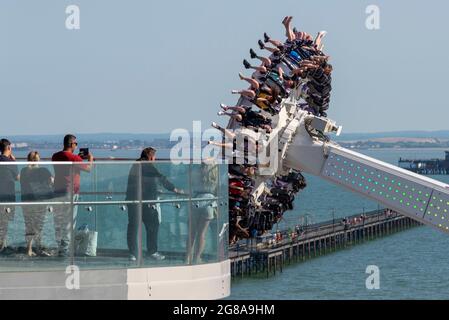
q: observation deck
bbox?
[0,160,230,299]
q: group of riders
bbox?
[214,16,334,243]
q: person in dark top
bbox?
[0,138,19,253]
[125,147,183,261]
[20,151,54,257]
[51,134,94,257]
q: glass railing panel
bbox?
[217,163,229,261]
[74,161,136,269]
[73,204,135,270]
[76,161,134,247]
[138,162,190,266]
[187,163,221,265]
[139,201,189,267]
[0,162,74,271]
[0,161,229,272]
[76,161,95,229]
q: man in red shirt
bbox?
[52,134,94,257]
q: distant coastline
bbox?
[3,130,449,151]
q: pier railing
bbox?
[229,208,422,278]
[0,161,229,272]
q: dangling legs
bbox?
[239,73,260,90]
[256,97,271,105]
[277,66,285,81]
[258,40,281,54]
[231,89,256,100]
[249,49,272,67]
[282,16,295,42]
[208,140,233,149]
[243,59,268,73]
[264,33,284,47]
[220,104,247,114]
[314,31,327,48]
[211,122,236,140]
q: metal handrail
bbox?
[0,196,224,207]
[1,158,212,164]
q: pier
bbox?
[229,209,421,278]
[398,151,449,175]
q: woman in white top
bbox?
[185,163,219,265]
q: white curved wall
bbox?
[0,260,230,300]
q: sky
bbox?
[0,0,448,135]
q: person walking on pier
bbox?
[52,134,94,257]
[0,139,19,254]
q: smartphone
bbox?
[79,148,89,159]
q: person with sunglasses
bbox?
[51,134,94,257]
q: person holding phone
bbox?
[51,134,94,257]
[78,148,90,159]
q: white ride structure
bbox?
[226,85,449,235]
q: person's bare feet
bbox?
[317,30,327,39]
[239,72,244,80]
[315,30,327,47]
[282,16,289,25]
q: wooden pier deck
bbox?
[229,209,422,278]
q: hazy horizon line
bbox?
[2,129,449,138]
